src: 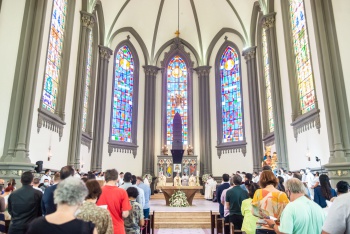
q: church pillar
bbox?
[262,13,289,170]
[242,48,263,172]
[142,66,159,176]
[90,46,112,171]
[310,0,350,183]
[0,0,47,179]
[67,11,95,169]
[194,66,212,175]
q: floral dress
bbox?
[124,200,144,234]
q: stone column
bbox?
[262,13,289,170]
[194,66,212,175]
[90,46,113,171]
[242,48,263,172]
[310,0,350,184]
[67,11,95,169]
[0,0,47,181]
[142,66,159,176]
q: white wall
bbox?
[208,33,254,175]
[274,0,330,171]
[29,1,82,170]
[101,32,146,176]
[0,1,25,155]
[332,0,350,113]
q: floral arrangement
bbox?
[169,190,189,207]
[143,174,152,182]
[202,174,210,183]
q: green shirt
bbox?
[225,186,249,215]
[279,196,325,234]
[241,198,258,234]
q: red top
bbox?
[96,185,131,234]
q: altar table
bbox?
[156,186,202,206]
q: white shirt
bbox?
[40,174,51,183]
[33,186,43,193]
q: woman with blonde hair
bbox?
[252,170,289,234]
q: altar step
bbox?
[154,211,211,229]
[151,193,204,199]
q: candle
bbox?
[197,170,199,175]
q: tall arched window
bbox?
[262,29,274,133]
[215,41,246,155]
[108,41,139,156]
[289,0,315,114]
[41,0,68,113]
[82,31,93,132]
[166,56,188,145]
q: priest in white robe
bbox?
[173,172,181,186]
[205,175,217,200]
[181,173,189,186]
[189,174,196,186]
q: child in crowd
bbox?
[124,187,144,234]
[241,183,260,234]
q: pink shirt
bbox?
[221,186,233,217]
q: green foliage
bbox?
[169,190,190,207]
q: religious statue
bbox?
[187,145,193,155]
[173,172,181,186]
[157,171,167,192]
[162,145,168,155]
[262,146,272,168]
[171,93,184,108]
[204,175,217,200]
[181,173,189,186]
[190,161,196,175]
[189,174,196,186]
[271,152,278,172]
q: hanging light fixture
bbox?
[174,0,180,37]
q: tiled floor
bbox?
[155,228,211,234]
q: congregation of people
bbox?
[0,166,151,234]
[211,166,350,234]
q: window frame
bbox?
[215,40,247,156]
[107,40,140,157]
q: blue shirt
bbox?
[41,184,57,215]
[137,182,151,209]
[314,186,337,208]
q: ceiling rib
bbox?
[150,0,165,64]
[190,0,203,65]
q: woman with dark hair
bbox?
[241,183,260,234]
[314,174,336,208]
[76,180,113,234]
[277,176,285,192]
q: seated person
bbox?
[124,187,144,234]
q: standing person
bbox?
[143,175,150,186]
[277,176,285,192]
[225,175,249,230]
[331,180,349,202]
[32,178,43,193]
[216,174,230,218]
[26,177,96,234]
[40,169,51,184]
[188,174,196,186]
[76,180,113,234]
[311,171,320,197]
[120,172,145,209]
[305,168,315,198]
[39,179,50,193]
[252,172,259,183]
[8,171,42,233]
[173,172,181,187]
[240,173,253,192]
[136,177,151,219]
[314,174,337,208]
[265,178,325,234]
[118,172,125,187]
[124,187,144,234]
[96,169,131,234]
[322,192,350,234]
[205,175,215,200]
[42,166,74,215]
[181,173,189,186]
[241,183,260,234]
[252,170,289,234]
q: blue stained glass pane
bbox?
[166,56,188,145]
[220,46,243,142]
[111,45,134,143]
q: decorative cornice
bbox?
[242,46,257,61]
[194,66,211,77]
[160,37,194,68]
[216,142,247,158]
[98,45,112,60]
[80,11,95,29]
[143,65,160,77]
[108,141,138,158]
[261,12,276,29]
[37,108,66,141]
[291,108,321,141]
[81,132,92,152]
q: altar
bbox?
[157,155,198,181]
[156,186,202,206]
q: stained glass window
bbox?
[166,56,188,145]
[111,45,134,142]
[42,0,68,113]
[82,31,93,132]
[220,46,244,142]
[262,29,274,132]
[289,0,315,114]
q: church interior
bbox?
[1,0,350,195]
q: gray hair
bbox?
[54,177,88,206]
[285,178,307,194]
